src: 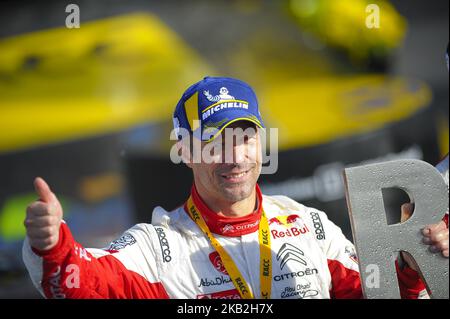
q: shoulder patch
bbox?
[108,233,137,251]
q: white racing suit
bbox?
[22,185,427,299]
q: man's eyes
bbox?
[213,135,257,148]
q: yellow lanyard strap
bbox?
[186,196,272,299]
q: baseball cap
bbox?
[173,76,265,142]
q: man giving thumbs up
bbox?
[24,178,63,251]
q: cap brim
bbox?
[201,109,264,142]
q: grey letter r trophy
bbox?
[343,159,449,299]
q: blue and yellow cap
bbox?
[173,76,265,142]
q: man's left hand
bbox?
[421,220,449,258]
[400,203,449,271]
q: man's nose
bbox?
[231,142,248,164]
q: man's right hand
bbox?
[24,177,64,251]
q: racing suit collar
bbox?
[186,183,263,237]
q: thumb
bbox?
[423,220,447,235]
[34,177,55,204]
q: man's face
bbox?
[188,121,262,203]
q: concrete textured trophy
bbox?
[343,159,449,299]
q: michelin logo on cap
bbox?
[204,87,235,102]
